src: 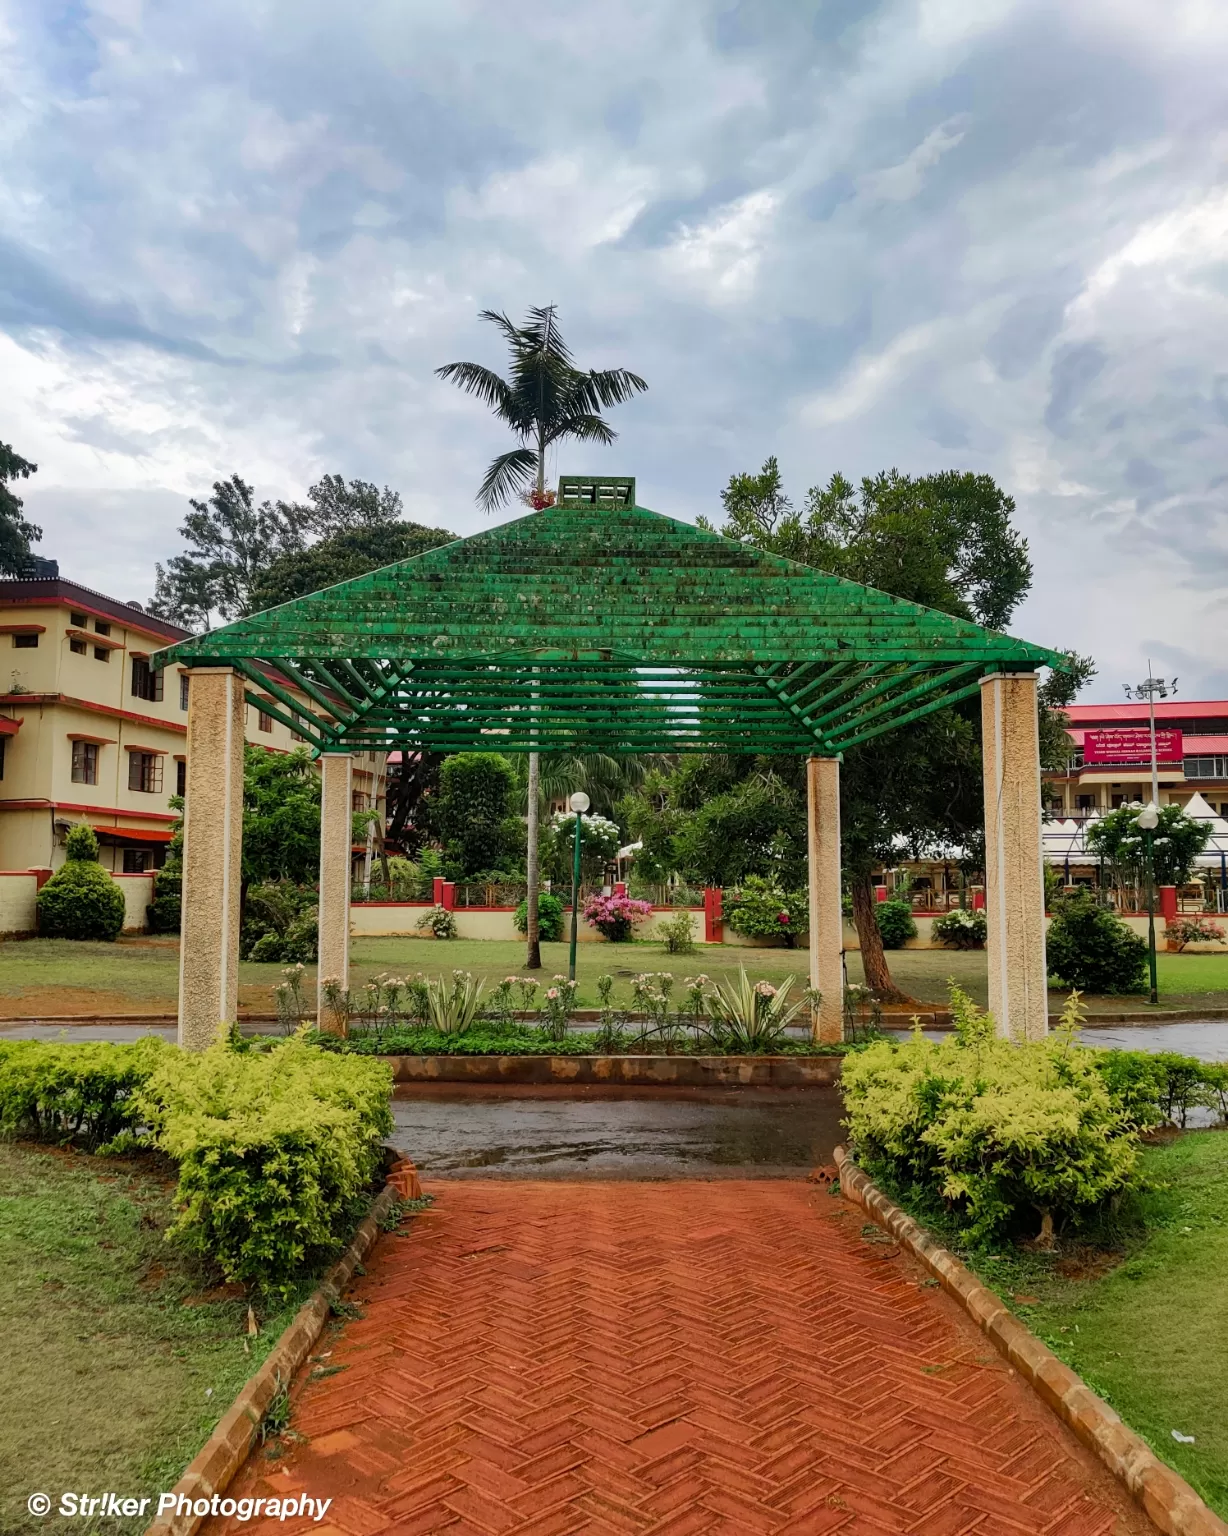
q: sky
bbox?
[2,0,1227,701]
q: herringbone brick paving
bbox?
[206,1181,1152,1536]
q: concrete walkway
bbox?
[207,1181,1151,1536]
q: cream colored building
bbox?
[0,574,384,876]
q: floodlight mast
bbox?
[1122,665,1178,813]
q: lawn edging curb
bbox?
[142,1173,407,1536]
[833,1146,1227,1536]
[384,1052,843,1086]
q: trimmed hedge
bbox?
[36,826,127,941]
[0,1035,392,1299]
[513,891,565,943]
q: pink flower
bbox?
[546,987,560,1000]
[777,911,790,925]
[754,981,777,998]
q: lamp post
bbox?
[567,791,589,983]
[1137,800,1159,1006]
[1122,666,1178,812]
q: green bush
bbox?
[146,866,182,933]
[724,875,808,948]
[659,908,698,955]
[241,881,318,963]
[416,904,458,939]
[36,826,127,941]
[1046,890,1147,994]
[513,891,565,942]
[0,1036,171,1151]
[139,1040,392,1299]
[841,989,1144,1244]
[874,899,917,950]
[930,908,987,949]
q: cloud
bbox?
[0,0,1225,704]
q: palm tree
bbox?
[437,306,647,968]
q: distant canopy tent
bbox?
[154,477,1062,757]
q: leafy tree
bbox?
[1087,804,1211,899]
[249,521,454,612]
[0,441,41,576]
[36,826,127,941]
[242,746,321,890]
[437,305,648,967]
[149,473,422,627]
[423,752,524,879]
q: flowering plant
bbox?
[541,975,578,1041]
[1165,915,1226,952]
[584,892,653,942]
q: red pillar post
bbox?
[703,886,723,944]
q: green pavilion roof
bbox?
[155,475,1063,756]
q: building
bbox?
[1043,698,1228,820]
[0,573,385,875]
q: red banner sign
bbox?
[1083,727,1183,765]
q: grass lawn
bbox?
[2,934,1227,1016]
[0,1142,301,1535]
[907,1132,1228,1517]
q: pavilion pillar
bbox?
[177,667,245,1051]
[317,752,353,1032]
[807,755,844,1043]
[981,672,1048,1041]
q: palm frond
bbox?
[434,361,514,418]
[570,367,649,415]
[546,413,617,447]
[477,447,538,512]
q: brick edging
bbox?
[141,1179,403,1536]
[833,1147,1228,1536]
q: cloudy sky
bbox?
[3,0,1227,699]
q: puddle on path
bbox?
[389,1084,845,1179]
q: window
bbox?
[94,620,111,636]
[94,646,110,663]
[70,638,86,655]
[130,657,163,702]
[352,791,368,813]
[70,611,87,627]
[1076,794,1096,812]
[258,709,273,733]
[71,741,99,785]
[290,728,304,743]
[0,736,5,780]
[176,759,186,797]
[122,848,152,873]
[13,632,38,649]
[128,752,163,793]
[1184,756,1228,779]
[179,672,189,710]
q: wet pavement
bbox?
[388,1083,845,1179]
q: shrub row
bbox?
[0,1036,392,1298]
[841,987,1228,1246]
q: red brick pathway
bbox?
[208,1181,1151,1536]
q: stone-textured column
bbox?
[807,755,844,1043]
[317,752,353,1031]
[981,671,1048,1041]
[178,667,245,1051]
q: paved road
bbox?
[205,1180,1150,1536]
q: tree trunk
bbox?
[525,750,542,969]
[850,868,914,1003]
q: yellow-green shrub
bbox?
[0,1036,171,1151]
[840,989,1142,1244]
[139,1040,393,1298]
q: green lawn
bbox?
[920,1133,1228,1517]
[1,934,1226,1016]
[0,1143,302,1535]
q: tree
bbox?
[0,441,41,576]
[696,462,1086,1001]
[149,473,423,627]
[423,753,524,878]
[437,305,648,967]
[1087,804,1211,900]
[242,746,321,890]
[249,521,454,612]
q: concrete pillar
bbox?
[178,667,245,1051]
[807,755,844,1043]
[317,753,353,1031]
[981,672,1047,1041]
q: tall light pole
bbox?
[1137,800,1159,1006]
[567,791,589,984]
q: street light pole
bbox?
[1138,802,1159,1006]
[567,791,589,984]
